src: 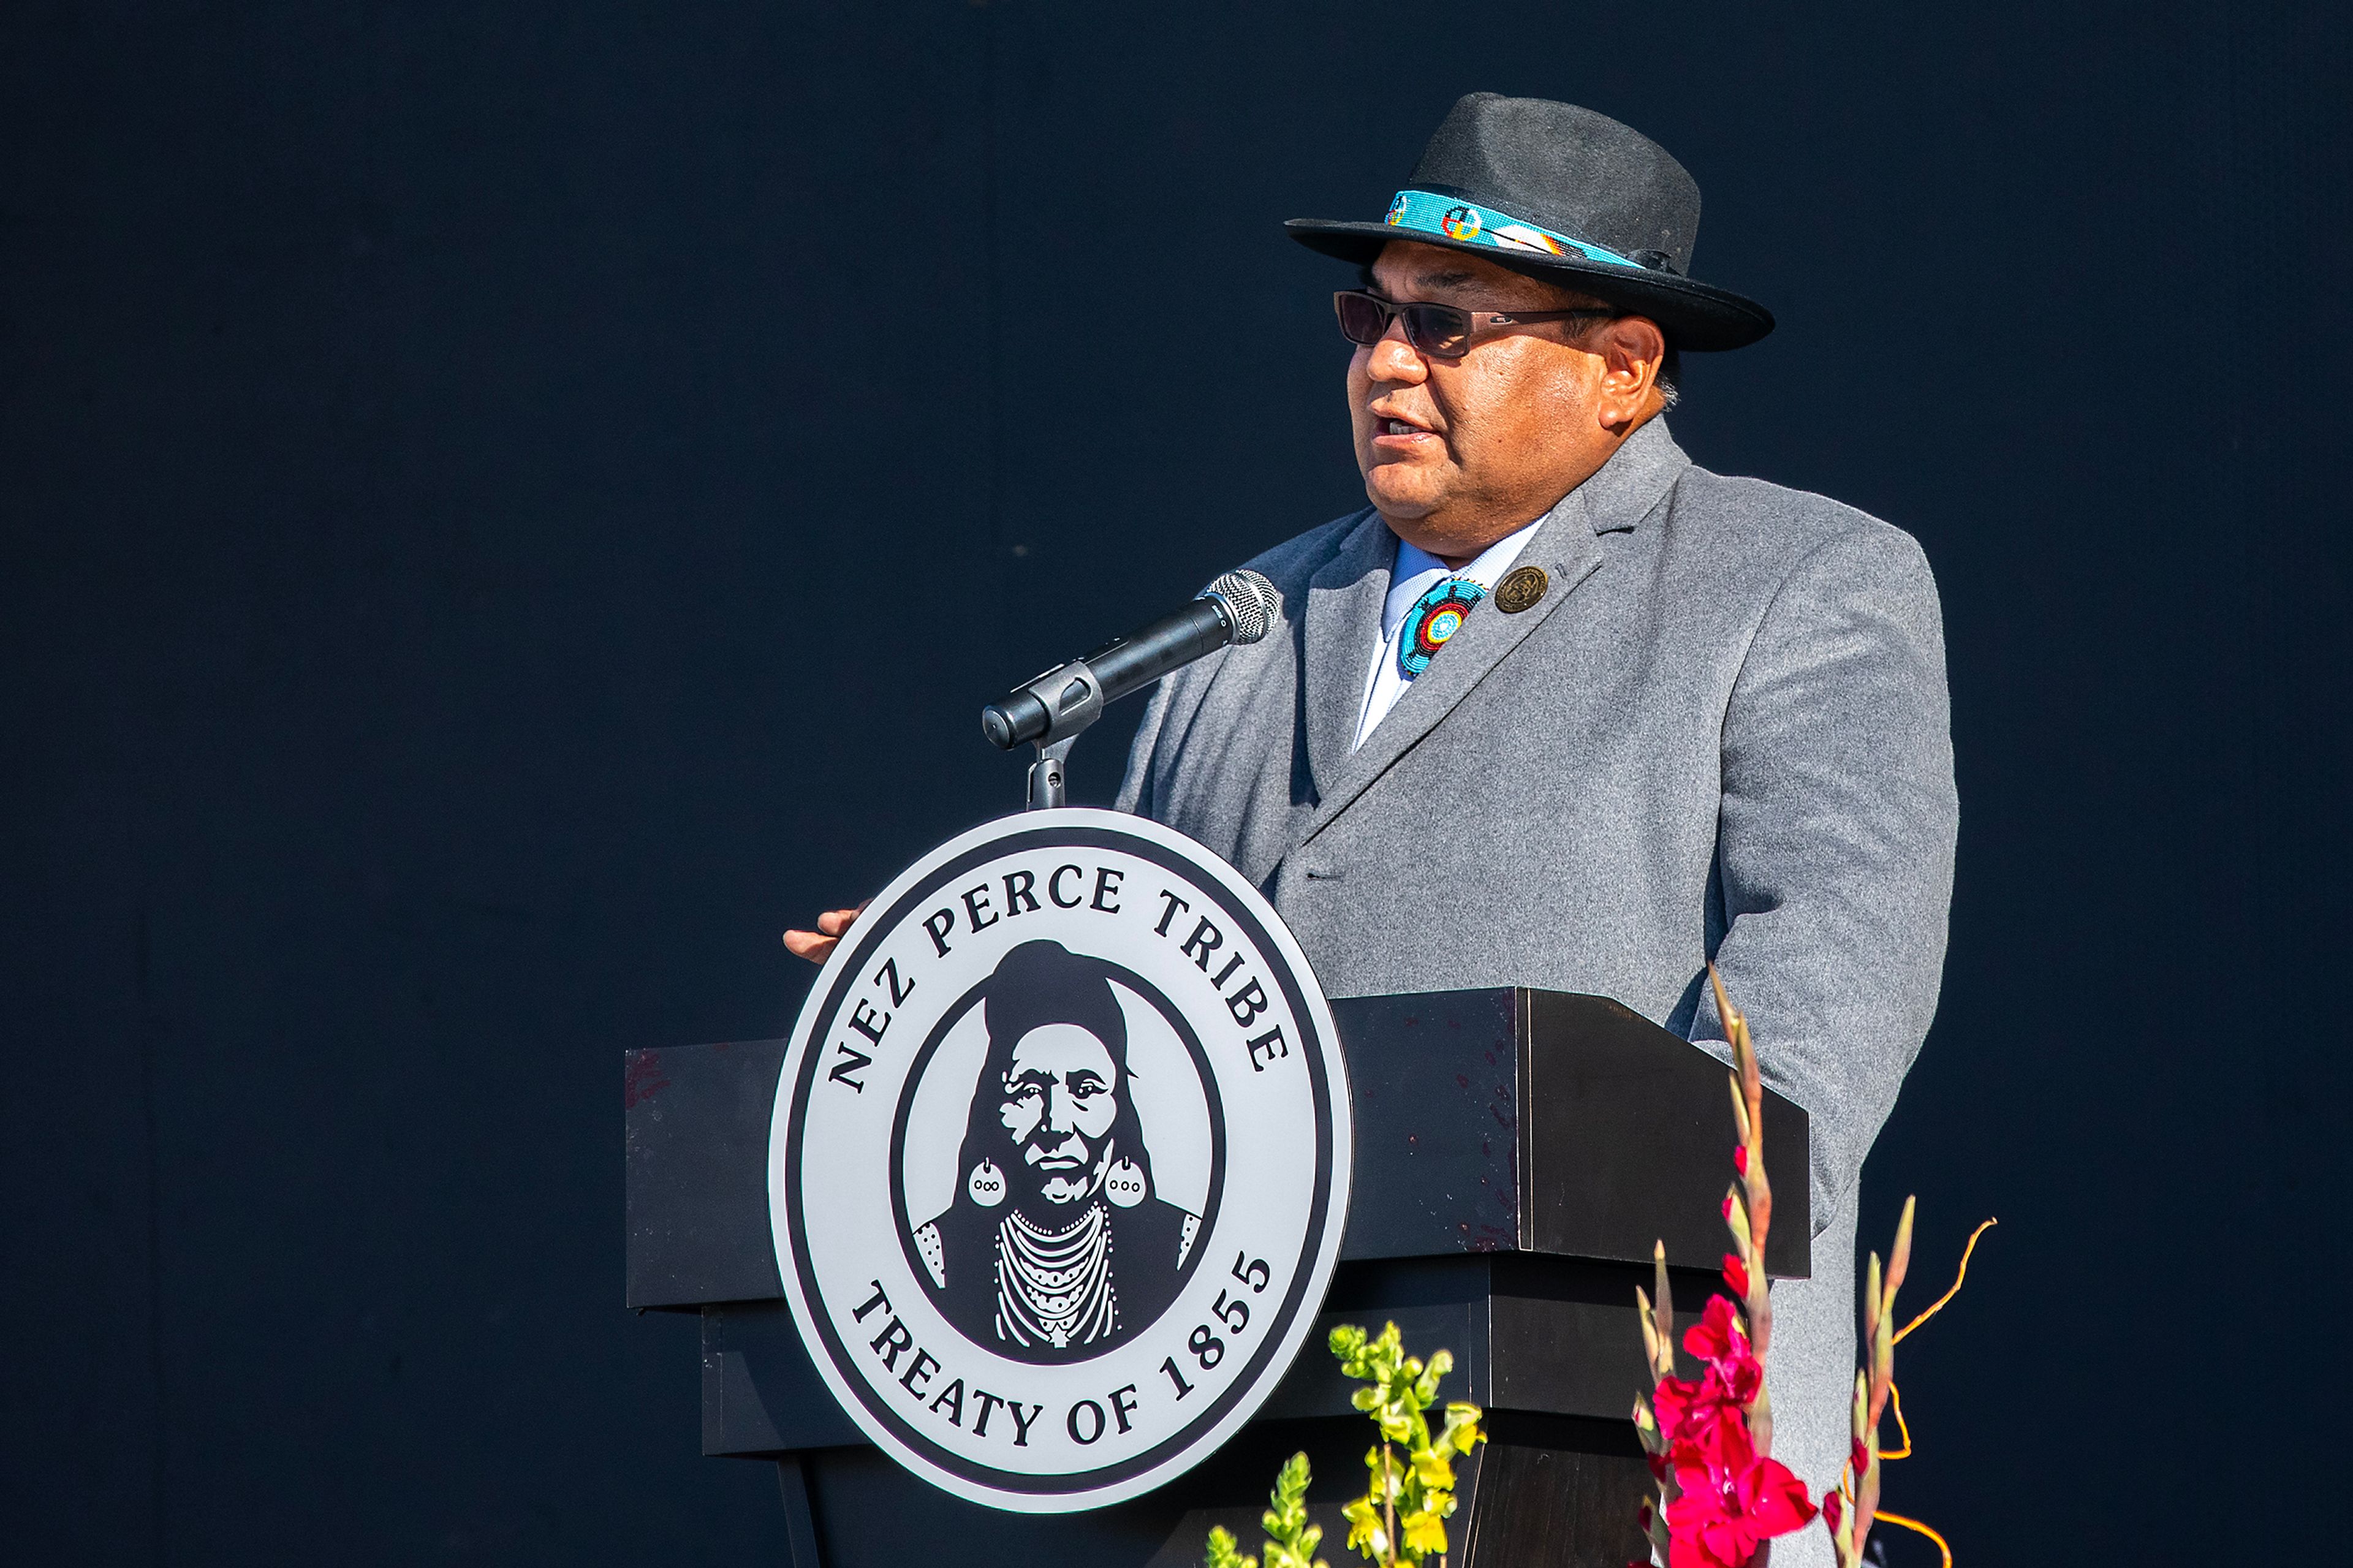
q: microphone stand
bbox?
[1026,737,1077,811]
[992,661,1105,812]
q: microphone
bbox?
[982,570,1283,750]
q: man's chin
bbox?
[1362,468,1446,523]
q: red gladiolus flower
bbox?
[1822,1489,1846,1534]
[1851,1437,1872,1479]
[1684,1295,1755,1371]
[1651,1373,1710,1436]
[1651,1369,1742,1439]
[1653,1363,1760,1441]
[1733,1144,1749,1176]
[1667,1402,1755,1480]
[1664,1453,1820,1568]
[1721,1251,1751,1300]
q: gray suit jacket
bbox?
[1116,417,1956,1544]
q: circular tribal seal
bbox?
[1494,564,1550,615]
[768,808,1352,1513]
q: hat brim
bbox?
[1285,218,1773,352]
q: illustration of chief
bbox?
[912,939,1203,1360]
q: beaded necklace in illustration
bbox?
[993,1201,1115,1351]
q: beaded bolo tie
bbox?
[1396,576,1488,679]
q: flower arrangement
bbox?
[1822,1207,1911,1568]
[1207,1320,1487,1568]
[1825,1215,1993,1567]
[1633,968,1977,1568]
[1214,964,1988,1568]
[1330,1321,1488,1566]
[1207,1452,1328,1568]
[1630,968,1818,1568]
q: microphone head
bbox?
[1200,569,1282,645]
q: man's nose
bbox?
[1047,1086,1078,1132]
[1365,326,1427,383]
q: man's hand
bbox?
[783,902,868,964]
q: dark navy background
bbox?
[4,3,2343,1561]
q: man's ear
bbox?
[1593,314,1668,431]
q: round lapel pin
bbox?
[1495,564,1549,614]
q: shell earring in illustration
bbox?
[1103,1157,1147,1208]
[967,1159,1007,1208]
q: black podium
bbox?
[625,987,1807,1568]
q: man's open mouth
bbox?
[1375,415,1434,438]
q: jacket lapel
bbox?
[1297,418,1692,846]
[1300,509,1395,805]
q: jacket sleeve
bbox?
[1690,523,1958,1234]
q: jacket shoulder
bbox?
[1665,466,1935,589]
[1119,508,1373,812]
[1237,507,1379,598]
[1155,506,1371,696]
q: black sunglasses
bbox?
[1333,289,1618,360]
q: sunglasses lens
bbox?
[1401,304,1471,357]
[1335,293,1389,346]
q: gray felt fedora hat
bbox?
[1287,93,1773,352]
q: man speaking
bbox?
[794,93,1957,1556]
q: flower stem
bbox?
[1383,1445,1396,1566]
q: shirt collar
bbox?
[1379,516,1545,639]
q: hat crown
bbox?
[1408,94,1703,276]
